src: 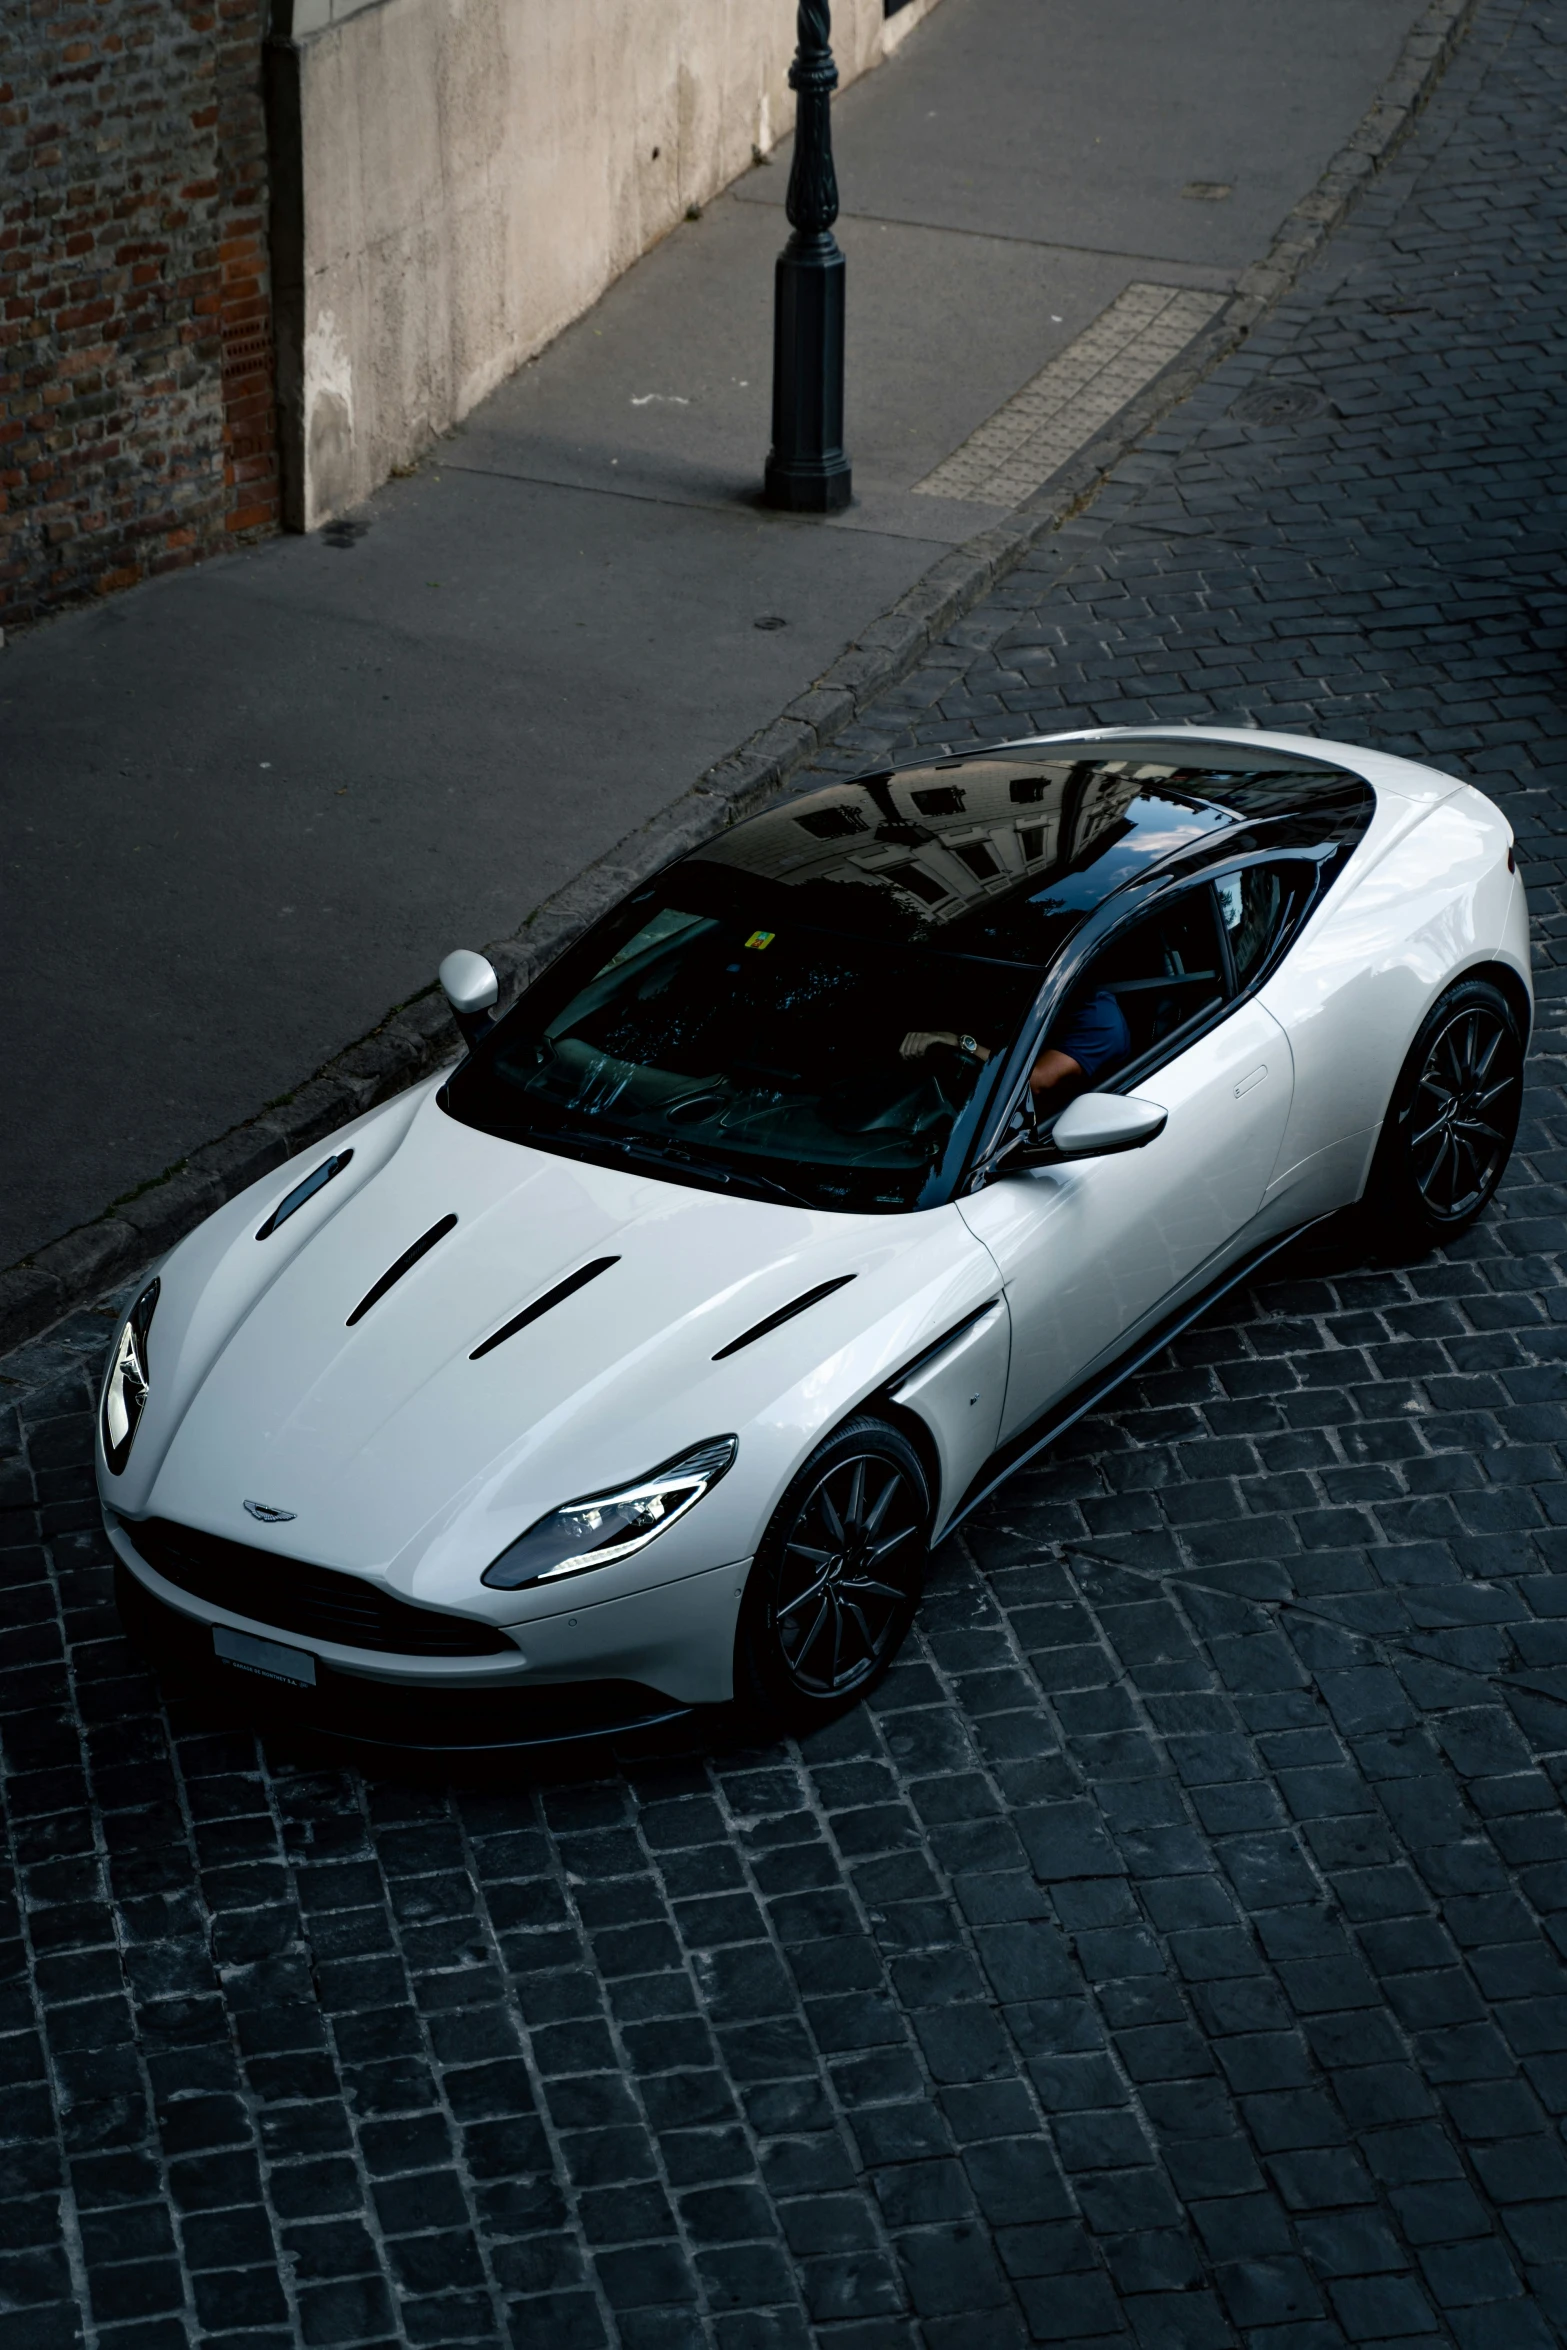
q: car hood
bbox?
[129,1087,977,1598]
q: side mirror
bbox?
[439,949,499,1049]
[1052,1091,1167,1156]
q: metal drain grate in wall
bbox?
[914,281,1226,507]
[222,329,272,381]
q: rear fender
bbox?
[1259,785,1526,1201]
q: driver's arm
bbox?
[900,1030,991,1064]
[1029,1046,1085,1102]
[1030,990,1130,1108]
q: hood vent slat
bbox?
[471,1256,621,1362]
[347,1214,458,1327]
[713,1274,856,1362]
[257,1148,354,1241]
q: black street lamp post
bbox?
[764,0,852,512]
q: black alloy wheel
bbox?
[1370,976,1525,1248]
[736,1416,930,1729]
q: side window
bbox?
[1214,863,1305,990]
[1048,890,1225,1088]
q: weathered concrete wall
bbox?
[270,0,943,528]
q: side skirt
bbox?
[942,1216,1328,1538]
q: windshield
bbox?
[442,874,1043,1212]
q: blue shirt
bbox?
[1050,988,1130,1081]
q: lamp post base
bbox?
[763,457,853,515]
[763,234,852,514]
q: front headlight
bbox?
[101,1278,160,1476]
[482,1436,737,1592]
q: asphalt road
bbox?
[5,2,1567,2345]
[0,0,1429,1270]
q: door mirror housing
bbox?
[439,950,499,1048]
[1052,1091,1167,1156]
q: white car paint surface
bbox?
[98,727,1531,1729]
[961,994,1294,1437]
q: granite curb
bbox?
[0,0,1477,1361]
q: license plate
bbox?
[213,1625,317,1687]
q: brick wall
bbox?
[0,0,276,632]
[217,0,275,536]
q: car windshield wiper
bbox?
[657,1149,815,1211]
[531,1122,814,1211]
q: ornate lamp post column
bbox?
[763,1,852,512]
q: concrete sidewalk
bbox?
[1,0,1437,1279]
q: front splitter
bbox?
[114,1563,697,1757]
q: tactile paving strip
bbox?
[915,282,1227,507]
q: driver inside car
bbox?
[900,986,1131,1111]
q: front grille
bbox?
[114,1564,688,1754]
[125,1519,512,1658]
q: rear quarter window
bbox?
[1215,861,1319,991]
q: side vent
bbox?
[346,1215,458,1327]
[256,1150,353,1240]
[713,1275,856,1363]
[471,1257,620,1361]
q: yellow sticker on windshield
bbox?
[744,930,776,950]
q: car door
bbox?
[958,874,1296,1444]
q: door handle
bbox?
[1234,1065,1267,1099]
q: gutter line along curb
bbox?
[0,0,1477,1359]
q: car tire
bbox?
[1366,976,1525,1253]
[735,1416,931,1732]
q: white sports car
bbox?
[100,728,1531,1752]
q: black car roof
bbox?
[681,733,1374,967]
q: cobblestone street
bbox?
[7,2,1567,2345]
